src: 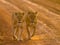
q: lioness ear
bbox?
[15,12,18,15]
[35,12,37,14]
[22,12,24,15]
[28,11,31,14]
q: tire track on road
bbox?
[0,0,23,13]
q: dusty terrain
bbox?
[0,0,60,45]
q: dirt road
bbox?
[0,0,60,45]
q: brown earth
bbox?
[0,0,60,45]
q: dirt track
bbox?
[0,0,60,45]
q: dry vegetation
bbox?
[0,0,60,45]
